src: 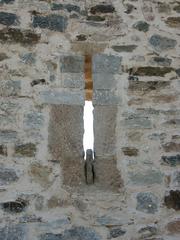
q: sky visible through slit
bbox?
[83,101,94,158]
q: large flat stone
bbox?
[93,73,116,90]
[129,170,163,185]
[0,12,18,26]
[0,167,19,185]
[93,54,122,74]
[62,73,84,88]
[48,105,84,187]
[0,224,26,240]
[149,34,177,51]
[161,154,180,167]
[0,80,21,97]
[122,115,152,129]
[136,192,158,214]
[60,55,84,73]
[93,90,121,105]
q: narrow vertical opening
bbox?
[83,55,94,159]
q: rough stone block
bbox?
[0,167,19,185]
[133,21,149,32]
[149,34,177,51]
[164,190,180,210]
[0,28,40,45]
[166,220,180,234]
[122,116,152,129]
[150,57,172,67]
[0,52,8,61]
[0,0,15,4]
[136,192,158,214]
[0,145,7,156]
[0,80,21,97]
[62,73,84,88]
[23,111,44,130]
[93,90,121,105]
[93,73,116,90]
[48,105,84,187]
[33,14,68,32]
[14,143,36,157]
[172,171,180,187]
[0,12,18,26]
[40,90,84,105]
[0,224,26,240]
[94,106,117,156]
[109,227,126,238]
[40,226,101,240]
[165,17,180,28]
[51,3,80,13]
[129,170,163,185]
[60,55,84,73]
[131,66,173,77]
[161,154,180,167]
[93,54,122,74]
[111,45,137,52]
[122,147,139,156]
[162,142,180,152]
[1,198,28,213]
[94,156,123,192]
[0,130,17,143]
[90,4,115,14]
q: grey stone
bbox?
[96,216,122,226]
[20,214,42,223]
[0,0,15,4]
[0,28,40,45]
[129,170,163,185]
[40,226,101,240]
[112,45,137,52]
[40,90,84,105]
[138,226,157,239]
[93,90,121,105]
[31,79,46,87]
[0,52,8,61]
[38,218,70,230]
[176,68,180,76]
[0,80,21,97]
[62,73,84,88]
[173,4,180,13]
[51,3,80,13]
[0,12,18,26]
[0,224,26,240]
[133,21,150,32]
[93,73,116,90]
[1,198,28,213]
[164,190,180,210]
[86,15,105,22]
[150,57,172,67]
[20,53,36,64]
[90,4,115,14]
[33,14,68,32]
[123,116,152,129]
[149,34,177,52]
[48,105,84,187]
[161,154,180,167]
[93,54,122,74]
[109,227,126,238]
[136,192,158,214]
[0,167,19,185]
[172,171,180,187]
[15,143,36,157]
[0,144,7,156]
[60,55,84,73]
[23,111,44,129]
[0,130,17,142]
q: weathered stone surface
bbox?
[165,17,180,28]
[31,79,46,87]
[163,119,180,125]
[62,73,84,88]
[173,4,180,13]
[0,0,15,4]
[112,45,137,52]
[172,171,180,187]
[166,220,180,234]
[131,66,173,77]
[23,111,44,129]
[176,68,180,76]
[94,156,123,192]
[87,15,105,21]
[157,2,171,13]
[133,21,149,32]
[150,57,172,67]
[96,216,122,226]
[149,34,177,51]
[161,154,180,167]
[0,167,18,185]
[0,80,21,97]
[128,80,170,94]
[40,226,101,240]
[20,52,36,64]
[48,105,84,187]
[93,90,121,105]
[138,226,157,239]
[162,142,180,152]
[93,73,115,90]
[136,192,158,214]
[0,52,8,61]
[51,3,80,13]
[40,90,84,105]
[90,4,115,14]
[122,115,152,129]
[29,163,52,188]
[93,54,122,74]
[129,170,163,185]
[164,190,180,210]
[33,14,68,32]
[20,214,42,223]
[94,106,117,156]
[0,12,18,26]
[124,3,136,14]
[60,55,84,73]
[76,34,87,41]
[15,143,36,157]
[1,198,28,213]
[122,147,139,156]
[0,28,40,44]
[0,224,26,240]
[109,227,126,238]
[0,145,7,156]
[0,130,17,142]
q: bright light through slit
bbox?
[83,101,94,159]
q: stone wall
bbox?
[0,0,180,239]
